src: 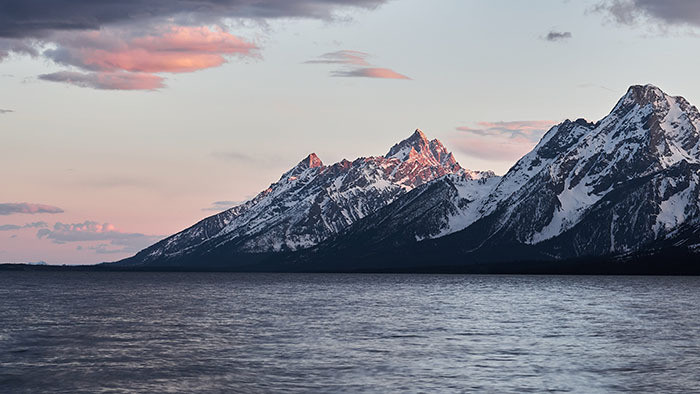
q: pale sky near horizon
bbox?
[2,0,700,264]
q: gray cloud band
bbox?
[595,0,700,27]
[0,203,64,215]
[0,0,387,39]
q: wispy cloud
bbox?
[451,120,555,161]
[0,203,64,216]
[304,50,370,65]
[331,67,411,79]
[577,83,615,92]
[306,49,411,80]
[39,71,164,90]
[457,121,555,141]
[86,243,140,255]
[210,150,288,169]
[202,200,245,212]
[37,221,163,253]
[0,222,48,231]
[543,30,572,41]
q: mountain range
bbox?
[109,84,700,273]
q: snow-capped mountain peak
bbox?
[464,84,700,247]
[615,84,667,110]
[385,129,431,161]
[281,152,325,180]
[606,84,700,167]
[384,128,456,165]
[119,129,479,264]
[301,152,324,168]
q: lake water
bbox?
[1,272,699,393]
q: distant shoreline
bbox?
[2,257,698,275]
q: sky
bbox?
[2,0,700,264]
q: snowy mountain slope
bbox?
[305,84,700,266]
[466,84,700,247]
[116,129,475,266]
[315,171,498,252]
[541,160,700,257]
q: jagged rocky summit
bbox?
[111,84,700,273]
[115,129,492,266]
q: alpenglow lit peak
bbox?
[116,129,483,265]
[385,129,460,169]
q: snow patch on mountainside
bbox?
[655,175,698,234]
[431,175,500,238]
[531,180,603,243]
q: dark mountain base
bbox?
[6,248,696,275]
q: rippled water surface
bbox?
[1,272,699,393]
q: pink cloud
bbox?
[456,120,555,141]
[39,71,164,90]
[307,49,411,80]
[450,136,538,161]
[54,26,257,73]
[332,67,411,79]
[52,222,116,234]
[42,26,257,90]
[451,120,556,161]
[36,221,163,253]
